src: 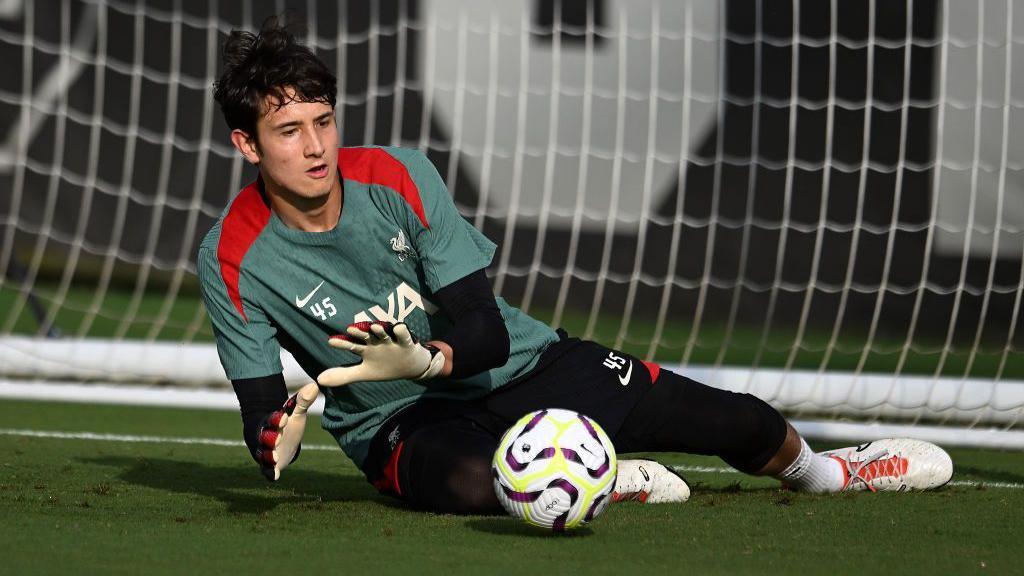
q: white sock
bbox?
[777,438,845,493]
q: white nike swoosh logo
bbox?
[295,280,325,308]
[618,361,633,386]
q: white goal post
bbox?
[0,0,1022,447]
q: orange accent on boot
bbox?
[860,455,908,483]
[611,490,650,503]
[830,454,908,493]
[829,455,852,488]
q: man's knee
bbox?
[443,457,501,514]
[617,372,788,473]
[397,426,503,515]
[718,392,788,473]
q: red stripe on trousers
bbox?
[372,440,405,496]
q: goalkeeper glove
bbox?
[254,382,319,481]
[318,321,445,387]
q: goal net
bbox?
[1,0,1022,447]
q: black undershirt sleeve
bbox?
[432,269,510,379]
[231,373,288,462]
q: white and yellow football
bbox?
[492,408,617,531]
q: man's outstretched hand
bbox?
[318,321,445,387]
[255,382,319,481]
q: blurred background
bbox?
[1,0,1022,438]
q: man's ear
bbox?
[230,129,260,164]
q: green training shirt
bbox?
[197,146,559,468]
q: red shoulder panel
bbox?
[338,148,430,229]
[217,182,271,322]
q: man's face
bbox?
[237,92,339,200]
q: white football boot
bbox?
[821,439,953,492]
[611,459,691,503]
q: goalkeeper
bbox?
[198,19,952,513]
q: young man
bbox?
[198,20,953,514]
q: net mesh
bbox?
[1,0,1022,431]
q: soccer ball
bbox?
[492,408,617,531]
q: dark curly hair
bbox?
[213,16,337,140]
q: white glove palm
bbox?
[318,321,445,387]
[256,382,319,481]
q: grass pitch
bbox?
[2,400,1021,575]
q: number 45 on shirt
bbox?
[309,297,337,321]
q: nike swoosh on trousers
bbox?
[618,361,633,386]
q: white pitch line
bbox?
[3,428,1022,490]
[673,464,738,474]
[0,428,338,452]
[947,480,1024,490]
